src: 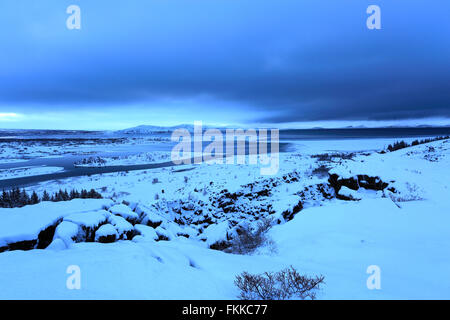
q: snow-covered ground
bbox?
[0,158,29,165]
[0,166,65,180]
[0,136,449,299]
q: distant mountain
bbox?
[343,125,367,129]
[116,124,195,134]
[117,123,450,135]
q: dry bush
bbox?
[235,266,324,300]
[229,217,274,254]
[388,182,424,203]
[311,164,330,178]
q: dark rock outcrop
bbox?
[329,174,388,194]
[7,239,37,251]
[97,234,117,243]
[282,201,303,222]
[1,219,63,252]
[210,240,232,251]
[37,219,62,249]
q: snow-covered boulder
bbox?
[329,171,388,191]
[337,186,362,201]
[95,224,119,243]
[134,224,158,241]
[131,235,147,243]
[141,211,163,228]
[64,210,111,242]
[46,238,67,250]
[108,214,135,240]
[275,196,303,222]
[64,210,110,228]
[0,199,113,252]
[155,226,174,241]
[201,221,230,247]
[53,221,80,246]
[109,204,139,224]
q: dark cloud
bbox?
[0,0,449,123]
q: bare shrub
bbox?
[388,183,424,203]
[229,217,274,254]
[235,266,324,300]
[311,164,329,178]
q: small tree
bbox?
[42,190,50,201]
[80,189,88,198]
[63,189,70,201]
[30,191,39,205]
[20,189,30,206]
[88,189,102,198]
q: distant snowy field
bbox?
[0,134,449,299]
[0,166,64,180]
[74,151,172,167]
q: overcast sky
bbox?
[0,0,449,130]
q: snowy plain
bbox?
[0,166,64,180]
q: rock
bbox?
[201,221,229,246]
[108,214,135,240]
[337,186,362,201]
[281,201,303,221]
[54,221,80,246]
[210,240,232,251]
[329,174,388,194]
[155,226,173,241]
[0,199,114,252]
[37,219,62,249]
[95,224,119,243]
[109,204,140,224]
[131,235,147,243]
[141,212,163,228]
[64,210,110,242]
[134,224,158,241]
[46,238,67,250]
[7,239,37,251]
